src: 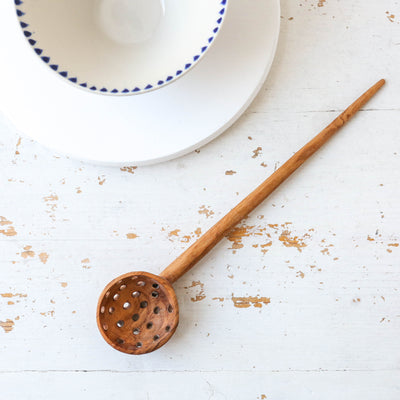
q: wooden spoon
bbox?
[97,79,385,355]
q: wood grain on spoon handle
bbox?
[160,79,385,284]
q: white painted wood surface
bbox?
[0,0,399,398]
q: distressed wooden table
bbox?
[0,1,399,398]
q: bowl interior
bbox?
[15,0,227,94]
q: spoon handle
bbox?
[160,79,385,284]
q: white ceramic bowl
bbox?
[14,0,227,95]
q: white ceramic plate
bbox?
[0,0,280,166]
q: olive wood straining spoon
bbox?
[97,79,385,355]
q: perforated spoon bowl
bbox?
[97,79,385,354]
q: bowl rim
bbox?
[14,0,228,96]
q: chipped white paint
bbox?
[0,0,399,398]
